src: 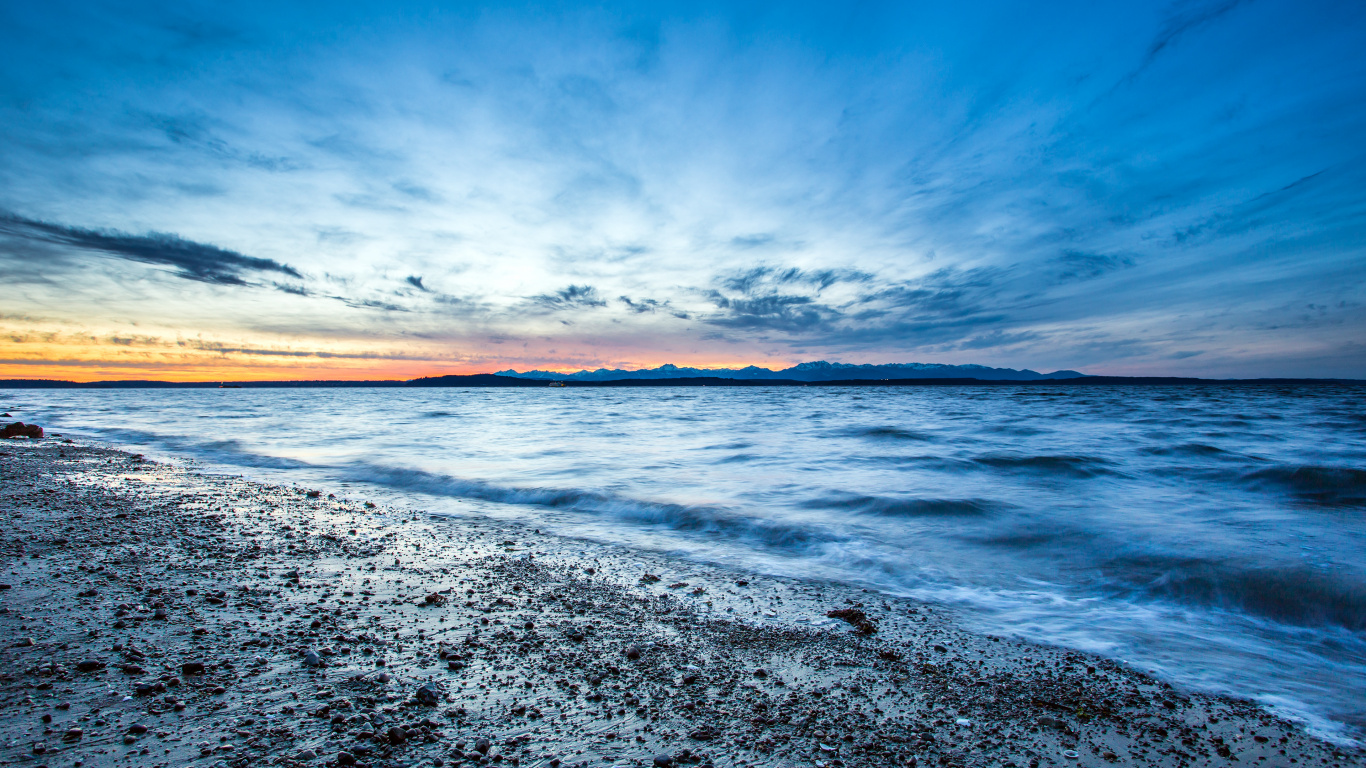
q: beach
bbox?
[1,435,1361,768]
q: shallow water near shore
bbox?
[6,384,1366,741]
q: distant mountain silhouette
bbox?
[495,361,1085,382]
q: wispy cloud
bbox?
[0,210,300,286]
[530,284,608,311]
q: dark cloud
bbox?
[618,295,670,314]
[406,275,428,291]
[1145,0,1248,67]
[1053,250,1135,282]
[704,291,831,332]
[718,266,873,294]
[530,284,608,310]
[0,210,301,286]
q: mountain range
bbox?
[495,361,1086,382]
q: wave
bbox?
[973,453,1119,478]
[840,426,935,441]
[802,493,1000,518]
[1242,465,1366,506]
[71,426,316,470]
[1104,555,1366,631]
[715,453,760,464]
[1141,442,1233,457]
[343,462,838,552]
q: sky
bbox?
[1,0,1364,381]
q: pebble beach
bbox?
[1,435,1361,768]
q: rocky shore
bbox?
[1,436,1361,768]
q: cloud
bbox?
[0,210,301,286]
[406,275,428,291]
[530,284,608,310]
[618,295,670,314]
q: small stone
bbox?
[416,682,440,705]
[303,650,322,667]
[653,754,673,767]
[14,637,34,647]
[335,751,355,766]
[624,646,641,660]
[388,726,407,744]
[62,727,83,741]
[76,659,105,672]
[31,742,47,754]
[475,737,491,755]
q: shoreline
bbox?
[1,437,1361,768]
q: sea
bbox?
[6,384,1365,742]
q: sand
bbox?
[1,436,1361,768]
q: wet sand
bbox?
[1,437,1361,768]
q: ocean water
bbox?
[7,384,1365,741]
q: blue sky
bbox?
[2,0,1364,379]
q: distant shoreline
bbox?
[2,374,1365,388]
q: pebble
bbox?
[303,650,322,667]
[416,682,441,705]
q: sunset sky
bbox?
[2,0,1364,381]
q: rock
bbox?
[753,668,768,678]
[31,742,47,754]
[335,751,355,765]
[826,608,877,634]
[1,422,43,439]
[416,683,441,705]
[387,726,407,745]
[62,728,82,741]
[955,718,972,727]
[624,645,642,660]
[653,754,674,767]
[475,737,491,755]
[76,659,105,672]
[303,650,322,667]
[128,724,149,735]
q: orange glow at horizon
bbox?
[0,341,801,383]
